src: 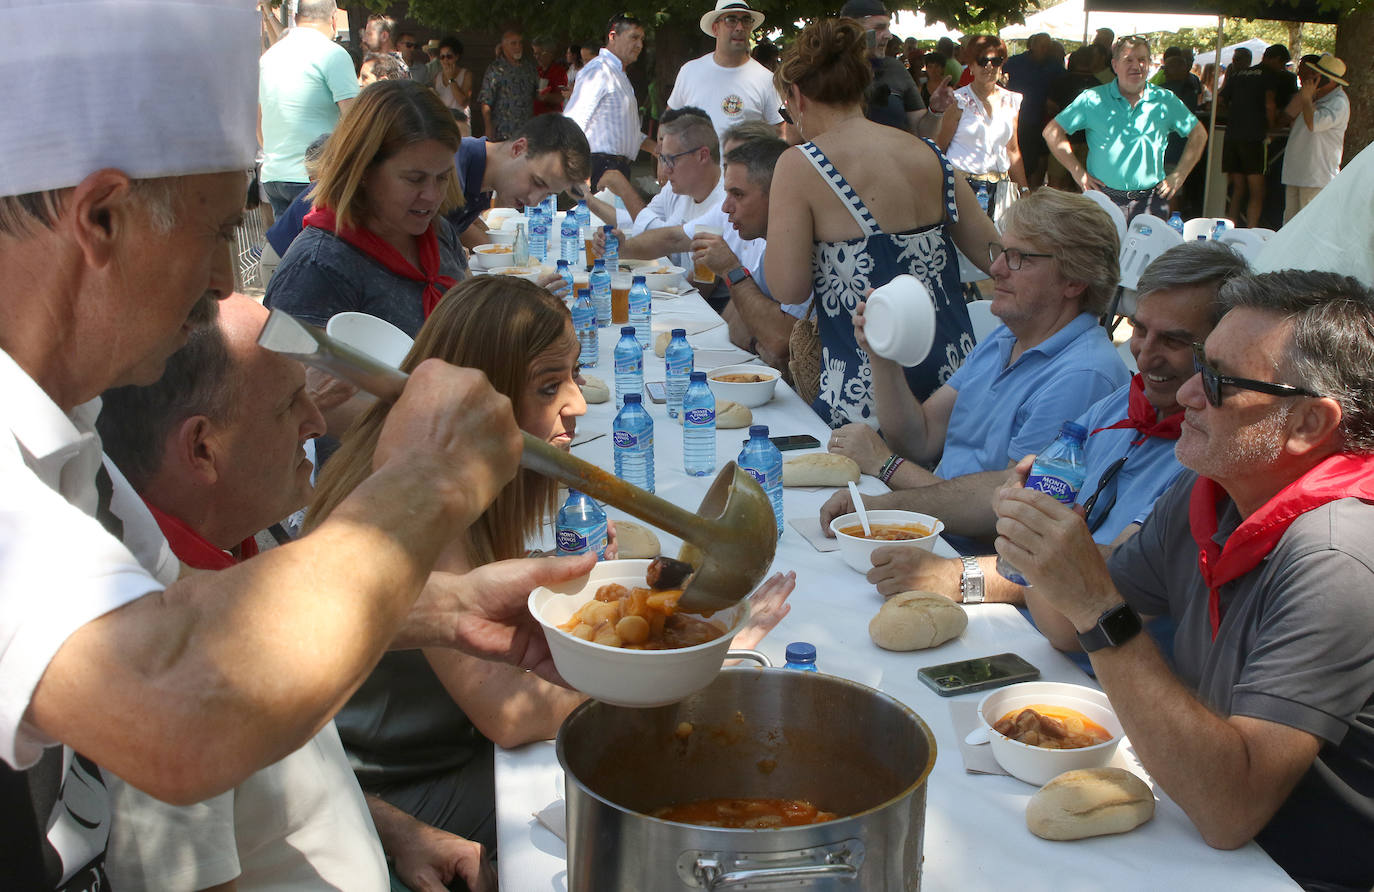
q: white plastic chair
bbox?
[1118,215,1183,291]
[1183,216,1235,242]
[1215,228,1270,264]
[967,299,998,343]
[1081,189,1127,243]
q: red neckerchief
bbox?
[1188,453,1374,640]
[1092,374,1184,445]
[304,205,456,318]
[145,501,259,571]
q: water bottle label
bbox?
[743,467,766,487]
[684,407,715,426]
[613,430,638,449]
[615,357,642,374]
[1025,472,1077,504]
[556,528,587,553]
[667,357,692,375]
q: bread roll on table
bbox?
[868,591,967,650]
[1027,767,1155,840]
[783,453,861,487]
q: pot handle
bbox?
[689,841,864,889]
[723,648,771,668]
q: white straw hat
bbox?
[699,0,765,37]
[1303,53,1348,87]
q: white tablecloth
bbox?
[496,291,1297,891]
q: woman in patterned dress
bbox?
[765,17,1000,430]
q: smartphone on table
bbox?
[645,381,666,403]
[769,434,821,451]
[917,653,1039,697]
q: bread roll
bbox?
[654,331,671,358]
[1026,768,1155,840]
[868,591,966,651]
[580,375,609,404]
[674,399,752,429]
[612,521,661,560]
[783,453,861,487]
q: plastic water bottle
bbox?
[572,289,597,367]
[1211,220,1227,240]
[664,329,693,419]
[682,371,716,476]
[997,421,1089,586]
[1138,223,1153,236]
[737,424,784,537]
[560,213,580,264]
[512,223,529,268]
[613,326,643,409]
[556,259,575,300]
[784,642,818,672]
[602,224,619,268]
[575,199,591,231]
[555,490,608,559]
[1167,212,1184,235]
[628,275,652,348]
[590,259,612,329]
[974,181,991,213]
[528,210,549,262]
[613,393,654,493]
[543,194,557,218]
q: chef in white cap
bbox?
[0,1,591,887]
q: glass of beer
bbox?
[611,272,632,324]
[582,225,599,265]
[693,225,723,285]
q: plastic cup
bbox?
[611,272,632,324]
[692,225,723,284]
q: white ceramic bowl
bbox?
[863,274,937,366]
[640,264,687,292]
[486,228,516,246]
[325,312,414,369]
[471,243,518,269]
[530,559,750,708]
[978,681,1124,786]
[828,509,943,574]
[489,264,548,283]
[706,364,780,408]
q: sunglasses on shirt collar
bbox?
[1190,343,1322,408]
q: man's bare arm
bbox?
[618,225,689,261]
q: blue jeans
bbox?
[262,181,308,217]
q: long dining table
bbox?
[495,287,1298,890]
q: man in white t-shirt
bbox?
[1280,53,1349,223]
[667,0,783,143]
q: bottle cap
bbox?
[623,393,642,404]
[749,424,769,438]
[621,326,636,336]
[785,642,817,662]
[566,488,581,498]
[604,224,614,232]
[557,259,569,268]
[593,258,605,269]
[578,288,591,298]
[671,328,687,338]
[632,274,646,284]
[689,371,706,382]
[1060,421,1089,441]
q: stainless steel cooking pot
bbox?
[557,667,937,890]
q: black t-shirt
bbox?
[1048,72,1101,144]
[864,57,925,129]
[1220,66,1291,141]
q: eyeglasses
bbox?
[398,40,416,48]
[976,55,1006,68]
[439,53,456,60]
[1190,343,1322,407]
[716,14,753,28]
[656,146,702,172]
[777,105,794,125]
[989,242,1054,270]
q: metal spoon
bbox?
[256,310,777,613]
[848,481,873,536]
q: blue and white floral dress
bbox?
[800,138,974,429]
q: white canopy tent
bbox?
[999,0,1220,42]
[1194,37,1269,67]
[890,9,963,40]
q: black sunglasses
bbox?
[1082,454,1127,533]
[777,105,794,125]
[1190,343,1322,407]
[977,55,1006,68]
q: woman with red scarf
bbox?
[265,79,468,340]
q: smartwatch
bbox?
[959,556,985,604]
[1076,603,1142,653]
[725,266,751,288]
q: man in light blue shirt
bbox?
[259,0,359,215]
[822,189,1128,548]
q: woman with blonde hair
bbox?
[310,276,794,868]
[936,34,1027,220]
[765,17,1000,430]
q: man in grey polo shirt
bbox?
[997,269,1374,891]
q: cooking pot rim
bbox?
[555,667,939,827]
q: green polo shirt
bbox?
[1054,81,1198,191]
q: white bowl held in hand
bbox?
[529,559,750,708]
[706,364,780,408]
[978,681,1124,786]
[828,509,943,574]
[862,274,937,366]
[325,312,414,369]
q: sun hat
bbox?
[700,0,765,36]
[1304,53,1348,86]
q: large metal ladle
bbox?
[257,310,777,613]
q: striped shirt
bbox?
[565,49,642,159]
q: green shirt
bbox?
[1054,81,1198,191]
[258,27,359,184]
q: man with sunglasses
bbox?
[667,1,782,143]
[999,270,1374,892]
[1044,35,1206,223]
[866,240,1244,611]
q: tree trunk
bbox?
[1286,21,1302,58]
[1335,4,1373,164]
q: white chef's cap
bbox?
[1,0,259,197]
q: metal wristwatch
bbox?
[959,556,985,604]
[1076,602,1143,653]
[724,266,751,288]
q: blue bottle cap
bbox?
[623,393,642,404]
[578,288,590,298]
[604,224,614,232]
[1061,421,1089,441]
[671,328,687,338]
[632,274,646,283]
[557,259,569,268]
[689,371,706,382]
[749,424,769,438]
[785,642,817,662]
[593,258,605,268]
[622,326,636,336]
[566,488,581,498]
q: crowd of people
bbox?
[3,0,1371,891]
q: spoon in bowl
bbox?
[847,481,873,537]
